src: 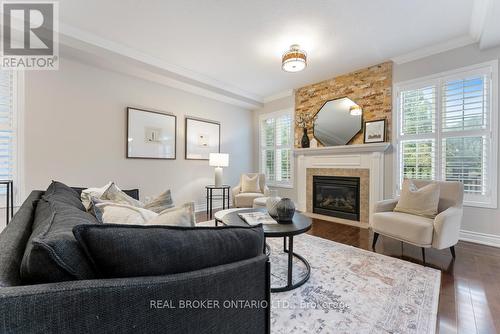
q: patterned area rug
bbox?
[199,221,440,333]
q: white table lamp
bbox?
[209,153,229,187]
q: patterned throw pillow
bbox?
[241,174,261,193]
[101,183,144,208]
[394,180,440,219]
[144,190,174,213]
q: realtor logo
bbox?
[1,1,58,69]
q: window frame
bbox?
[393,61,498,208]
[258,108,294,188]
[0,70,24,208]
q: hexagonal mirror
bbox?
[313,97,362,146]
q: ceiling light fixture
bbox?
[282,44,307,72]
[349,105,362,116]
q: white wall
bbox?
[391,43,500,245]
[20,57,254,213]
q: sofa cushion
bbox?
[73,224,264,278]
[43,180,86,211]
[372,211,434,246]
[20,199,98,284]
[0,191,44,287]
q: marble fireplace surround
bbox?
[295,143,390,227]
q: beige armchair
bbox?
[371,180,464,263]
[232,173,270,208]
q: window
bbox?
[259,110,293,187]
[395,62,498,208]
[0,69,21,201]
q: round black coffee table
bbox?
[215,208,312,292]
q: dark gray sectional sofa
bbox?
[0,184,270,334]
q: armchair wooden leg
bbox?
[372,232,379,250]
[421,248,426,265]
[450,246,456,259]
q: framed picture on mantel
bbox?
[363,119,386,143]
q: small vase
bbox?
[266,190,281,218]
[310,137,318,148]
[276,198,295,223]
[301,127,310,148]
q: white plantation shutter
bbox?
[399,85,437,181]
[260,110,293,187]
[0,70,15,195]
[441,74,491,200]
[396,63,497,207]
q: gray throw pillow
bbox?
[144,190,174,213]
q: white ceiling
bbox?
[57,0,500,107]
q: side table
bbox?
[205,185,231,220]
[0,180,14,225]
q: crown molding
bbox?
[262,89,294,104]
[390,35,477,65]
[57,23,263,109]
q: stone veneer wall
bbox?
[306,168,370,224]
[295,62,393,147]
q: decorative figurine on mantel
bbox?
[296,113,314,148]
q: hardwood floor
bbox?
[197,210,500,334]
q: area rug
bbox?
[200,222,440,333]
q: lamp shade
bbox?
[209,153,229,167]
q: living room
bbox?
[1,1,499,333]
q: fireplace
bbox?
[312,175,360,221]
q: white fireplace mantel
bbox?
[293,142,390,156]
[295,143,391,225]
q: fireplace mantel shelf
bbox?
[293,143,390,156]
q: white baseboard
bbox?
[459,229,500,248]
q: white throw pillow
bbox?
[81,182,113,210]
[95,202,158,225]
[241,174,261,193]
[394,180,440,218]
[146,202,196,227]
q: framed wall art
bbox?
[363,119,386,143]
[185,117,220,160]
[127,107,176,159]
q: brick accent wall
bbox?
[294,61,393,147]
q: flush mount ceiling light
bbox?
[349,105,362,116]
[282,44,307,72]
